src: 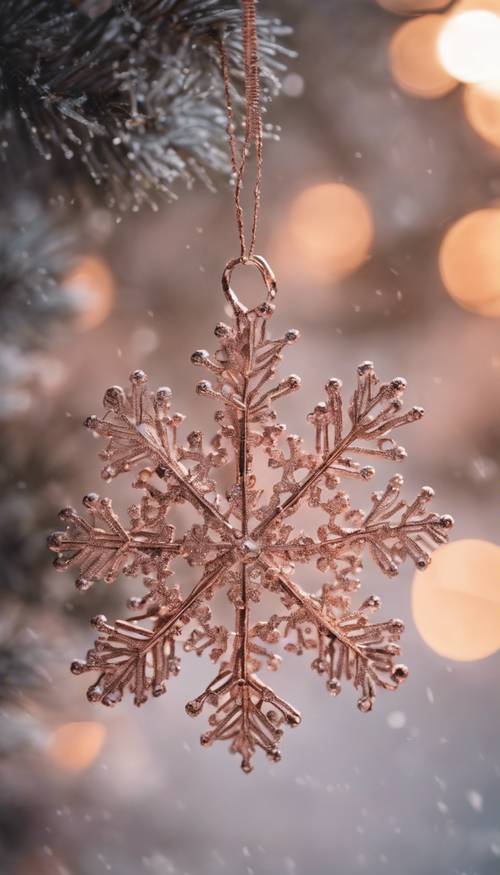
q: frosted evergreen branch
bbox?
[0,0,292,210]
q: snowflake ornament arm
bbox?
[49,255,453,772]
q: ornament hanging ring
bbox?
[222,254,277,317]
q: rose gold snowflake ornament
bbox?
[48,251,452,772]
[48,1,453,773]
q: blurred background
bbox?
[2,1,500,873]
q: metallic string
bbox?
[219,0,263,261]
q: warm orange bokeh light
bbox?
[377,0,449,14]
[64,255,115,330]
[464,83,500,147]
[287,183,373,283]
[453,0,500,14]
[439,209,500,316]
[413,539,500,661]
[48,721,106,772]
[389,15,457,99]
[437,10,500,84]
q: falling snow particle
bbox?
[387,710,406,730]
[467,790,483,812]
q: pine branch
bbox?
[0,192,84,435]
[0,0,292,210]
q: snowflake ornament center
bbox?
[235,537,261,560]
[49,254,453,773]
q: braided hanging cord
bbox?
[218,0,264,261]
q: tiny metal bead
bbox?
[326,377,342,391]
[185,699,203,717]
[390,377,407,391]
[70,659,87,675]
[196,380,213,395]
[58,507,75,521]
[187,430,202,447]
[103,689,123,707]
[91,614,107,630]
[391,664,409,684]
[267,747,282,762]
[85,415,99,430]
[311,657,326,673]
[191,349,209,365]
[171,412,185,425]
[87,683,103,703]
[439,514,454,529]
[128,502,141,519]
[156,386,172,402]
[83,492,99,508]
[285,329,300,343]
[152,682,167,698]
[420,485,434,499]
[326,678,341,696]
[47,532,62,549]
[257,302,275,318]
[358,361,374,375]
[357,696,374,713]
[287,374,301,390]
[103,386,125,409]
[390,619,405,635]
[130,369,147,384]
[361,466,375,480]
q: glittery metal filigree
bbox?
[49,255,453,772]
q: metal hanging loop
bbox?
[222,255,277,317]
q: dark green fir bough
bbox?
[0,0,292,210]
